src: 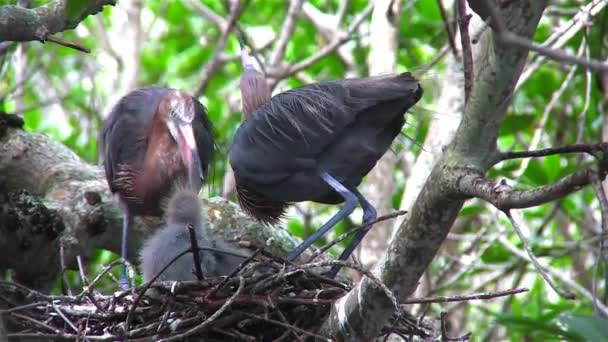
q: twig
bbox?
[483,0,608,72]
[59,239,73,296]
[494,142,608,164]
[591,170,608,313]
[8,312,60,334]
[402,287,527,305]
[577,30,592,143]
[77,259,122,300]
[267,296,303,342]
[239,311,330,341]
[194,0,244,96]
[517,0,606,88]
[503,210,575,299]
[457,0,473,103]
[43,35,90,53]
[498,235,608,316]
[51,301,80,335]
[205,249,261,299]
[271,2,373,82]
[268,0,305,67]
[159,276,245,342]
[76,255,89,286]
[437,0,457,57]
[511,40,586,178]
[187,223,204,280]
[184,0,227,29]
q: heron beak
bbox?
[177,123,204,190]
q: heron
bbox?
[139,187,250,283]
[100,86,214,288]
[229,41,422,277]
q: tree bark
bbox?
[322,2,549,340]
[0,120,307,291]
[0,0,116,42]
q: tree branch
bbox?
[459,167,605,211]
[474,0,608,72]
[322,2,549,340]
[269,3,373,83]
[493,143,608,165]
[0,118,308,291]
[194,0,244,97]
[0,0,115,51]
[268,0,304,68]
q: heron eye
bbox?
[181,109,194,123]
[168,108,177,120]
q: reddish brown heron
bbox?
[100,87,214,288]
[230,41,423,277]
[139,188,250,283]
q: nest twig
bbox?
[0,254,435,341]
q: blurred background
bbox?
[1,0,607,340]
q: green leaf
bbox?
[558,314,608,342]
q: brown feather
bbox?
[235,183,289,225]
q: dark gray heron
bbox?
[229,41,423,277]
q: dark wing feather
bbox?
[191,98,215,180]
[229,72,421,187]
[100,87,169,194]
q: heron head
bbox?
[162,91,204,190]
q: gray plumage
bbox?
[139,189,250,283]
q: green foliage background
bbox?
[1,0,608,340]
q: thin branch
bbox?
[494,142,608,164]
[498,235,608,316]
[402,287,528,305]
[483,0,608,72]
[577,31,592,143]
[268,0,305,68]
[457,0,473,103]
[437,0,458,57]
[184,0,227,29]
[76,259,123,300]
[187,223,204,280]
[51,301,80,335]
[158,276,245,342]
[591,170,608,313]
[59,239,72,296]
[272,2,373,81]
[459,167,604,210]
[44,35,90,53]
[194,0,244,97]
[239,311,330,341]
[504,210,575,299]
[76,255,89,286]
[517,0,606,88]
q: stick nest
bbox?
[0,256,436,341]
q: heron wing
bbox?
[229,72,421,186]
[100,87,168,193]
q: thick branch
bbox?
[0,0,115,42]
[0,121,306,291]
[323,2,549,340]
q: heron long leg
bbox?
[119,212,132,290]
[286,172,358,262]
[325,188,377,278]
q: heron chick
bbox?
[139,188,250,283]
